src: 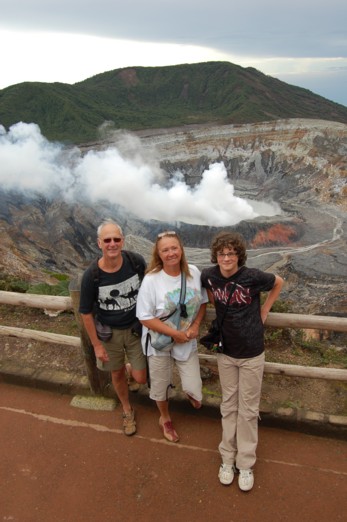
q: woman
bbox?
[201,231,283,491]
[136,231,208,443]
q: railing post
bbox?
[69,276,112,396]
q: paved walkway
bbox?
[1,381,346,522]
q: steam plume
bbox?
[0,122,280,226]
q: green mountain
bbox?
[1,61,347,144]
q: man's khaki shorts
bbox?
[97,326,146,372]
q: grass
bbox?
[264,329,347,369]
[0,305,79,337]
[0,271,70,296]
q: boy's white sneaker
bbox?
[218,463,235,485]
[238,469,254,491]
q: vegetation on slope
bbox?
[1,61,347,144]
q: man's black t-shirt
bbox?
[79,252,146,329]
[201,265,275,358]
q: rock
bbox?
[1,118,346,315]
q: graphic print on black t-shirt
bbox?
[208,279,252,307]
[98,273,140,312]
[201,265,275,358]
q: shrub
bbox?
[0,273,29,293]
[27,279,70,296]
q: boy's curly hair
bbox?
[210,231,247,266]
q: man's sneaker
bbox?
[238,469,254,491]
[218,463,235,485]
[122,409,136,436]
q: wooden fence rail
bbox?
[1,289,347,394]
[0,291,71,311]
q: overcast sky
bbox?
[0,0,346,106]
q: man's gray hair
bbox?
[97,219,123,238]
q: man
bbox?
[79,219,147,435]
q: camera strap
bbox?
[217,282,237,337]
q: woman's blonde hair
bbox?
[146,231,191,277]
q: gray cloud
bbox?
[1,0,346,58]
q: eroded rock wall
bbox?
[1,118,346,315]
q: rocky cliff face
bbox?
[139,119,347,315]
[136,118,346,206]
[1,118,346,315]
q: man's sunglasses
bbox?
[102,237,123,244]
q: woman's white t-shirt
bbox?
[136,264,208,361]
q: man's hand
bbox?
[94,343,109,362]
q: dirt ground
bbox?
[1,305,346,416]
[2,382,347,522]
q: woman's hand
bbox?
[172,329,190,344]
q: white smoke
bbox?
[0,122,281,226]
[0,122,77,195]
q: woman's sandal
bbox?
[159,417,179,443]
[187,394,202,409]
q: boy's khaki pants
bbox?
[217,352,265,470]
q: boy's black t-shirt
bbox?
[201,265,275,358]
[79,252,146,329]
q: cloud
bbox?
[0,1,346,105]
[0,122,280,226]
[1,1,346,57]
[0,29,232,89]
